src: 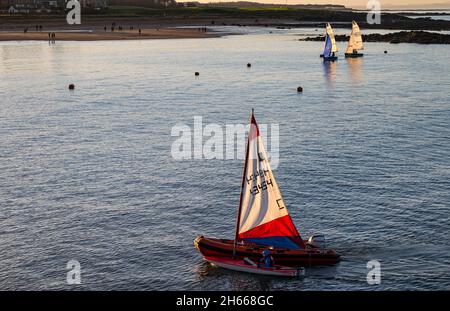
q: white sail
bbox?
[237,113,304,250]
[326,23,338,53]
[346,21,364,54]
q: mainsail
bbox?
[236,112,305,250]
[326,23,338,53]
[323,34,332,58]
[346,21,364,54]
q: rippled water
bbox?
[0,28,449,290]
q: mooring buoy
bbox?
[68,84,75,90]
[384,50,388,54]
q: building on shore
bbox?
[108,0,177,8]
[79,0,108,9]
[0,0,108,12]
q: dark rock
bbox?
[301,31,450,44]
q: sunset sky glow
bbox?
[187,1,450,9]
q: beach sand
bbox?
[0,28,219,41]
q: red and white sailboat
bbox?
[194,110,340,266]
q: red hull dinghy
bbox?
[195,236,340,267]
[194,110,340,267]
[204,256,303,277]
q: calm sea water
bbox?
[0,28,449,290]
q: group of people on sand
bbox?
[23,25,43,33]
[103,22,143,35]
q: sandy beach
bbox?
[0,27,219,41]
[1,7,449,43]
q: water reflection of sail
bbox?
[347,57,363,84]
[323,61,337,87]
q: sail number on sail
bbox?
[249,178,274,196]
[246,169,273,195]
[245,168,284,210]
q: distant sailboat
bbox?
[345,21,364,58]
[321,23,338,62]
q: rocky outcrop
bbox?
[301,31,450,44]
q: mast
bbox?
[233,109,253,257]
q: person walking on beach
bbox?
[139,28,141,36]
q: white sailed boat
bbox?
[321,23,339,61]
[345,21,364,58]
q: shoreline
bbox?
[1,8,450,32]
[0,27,220,41]
[1,11,450,42]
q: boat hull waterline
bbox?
[204,256,302,277]
[345,53,364,58]
[323,56,338,62]
[195,236,340,267]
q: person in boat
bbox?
[259,249,275,268]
